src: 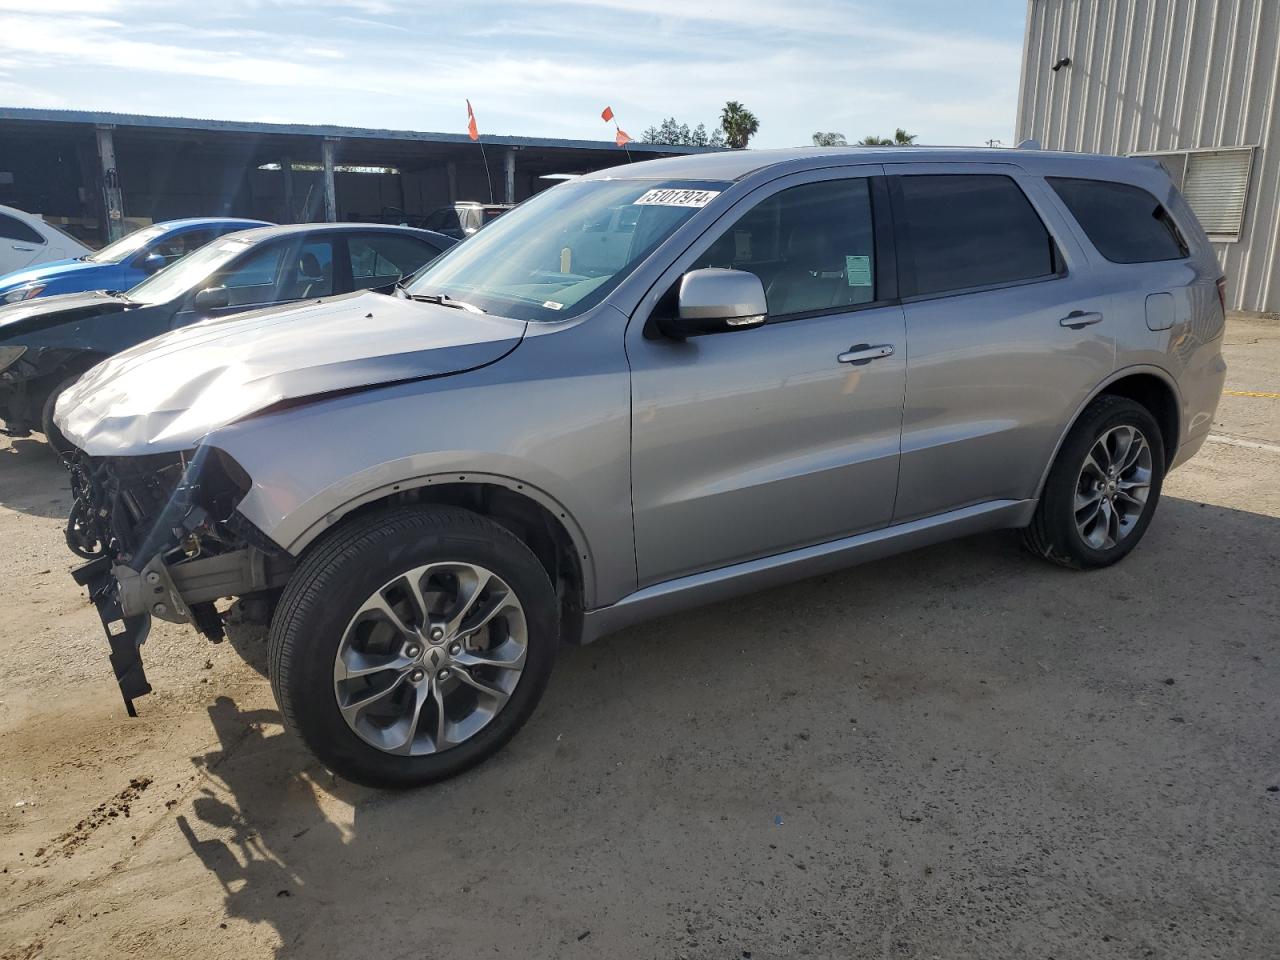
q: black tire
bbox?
[1023,395,1166,569]
[269,505,558,788]
[40,375,81,458]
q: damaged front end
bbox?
[66,445,293,714]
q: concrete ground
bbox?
[1,317,1277,960]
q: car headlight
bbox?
[1,284,45,304]
[0,345,27,372]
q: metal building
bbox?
[0,107,708,246]
[1016,0,1280,314]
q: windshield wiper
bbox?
[406,292,486,314]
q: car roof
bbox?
[150,217,271,230]
[579,145,1164,184]
[218,222,454,244]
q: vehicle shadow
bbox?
[177,493,1280,959]
[0,434,71,520]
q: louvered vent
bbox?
[1181,149,1254,239]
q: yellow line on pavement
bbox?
[1223,389,1280,399]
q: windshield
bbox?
[83,224,169,263]
[405,178,730,321]
[126,236,255,305]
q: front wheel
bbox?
[1023,395,1166,569]
[269,505,558,787]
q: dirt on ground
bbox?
[1,317,1277,960]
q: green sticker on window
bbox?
[846,255,872,287]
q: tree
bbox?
[812,132,847,146]
[720,101,760,149]
[640,117,726,147]
[858,128,918,146]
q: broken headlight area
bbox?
[66,444,293,715]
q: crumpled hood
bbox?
[56,291,526,456]
[0,290,130,338]
[0,257,104,294]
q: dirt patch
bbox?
[38,777,153,861]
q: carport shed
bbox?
[0,107,712,245]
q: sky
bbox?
[0,0,1027,148]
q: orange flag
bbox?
[615,127,632,147]
[466,99,479,141]
[601,105,614,122]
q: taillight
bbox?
[1216,276,1227,314]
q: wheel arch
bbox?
[284,473,595,643]
[1034,365,1183,498]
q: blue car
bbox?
[0,217,270,304]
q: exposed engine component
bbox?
[65,443,293,713]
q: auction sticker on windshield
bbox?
[634,188,721,207]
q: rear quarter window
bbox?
[1047,177,1188,264]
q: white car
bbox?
[0,204,91,278]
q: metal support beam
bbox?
[94,124,125,242]
[281,156,294,222]
[446,161,457,203]
[504,148,516,204]
[321,137,338,222]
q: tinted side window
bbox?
[282,239,336,299]
[215,242,289,306]
[348,234,439,291]
[691,177,877,317]
[0,212,45,245]
[895,174,1058,298]
[1047,177,1187,263]
[150,228,215,265]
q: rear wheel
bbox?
[269,505,558,788]
[1024,395,1165,569]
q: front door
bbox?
[627,169,907,586]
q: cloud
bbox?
[0,0,1022,147]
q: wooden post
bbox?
[281,156,294,222]
[321,137,339,222]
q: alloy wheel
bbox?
[1074,424,1153,550]
[333,562,527,756]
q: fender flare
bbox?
[1032,363,1183,499]
[282,470,599,606]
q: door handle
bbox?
[837,343,895,365]
[12,244,34,252]
[1059,310,1103,329]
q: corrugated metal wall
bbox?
[1016,0,1280,313]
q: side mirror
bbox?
[193,286,231,311]
[661,268,767,338]
[141,252,168,273]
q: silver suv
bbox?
[57,147,1227,787]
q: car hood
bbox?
[0,257,107,293]
[57,291,527,456]
[0,290,131,338]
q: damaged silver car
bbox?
[58,147,1226,787]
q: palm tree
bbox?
[812,131,847,146]
[721,101,760,149]
[858,128,918,146]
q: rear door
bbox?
[627,166,908,585]
[0,211,47,273]
[888,164,1115,522]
